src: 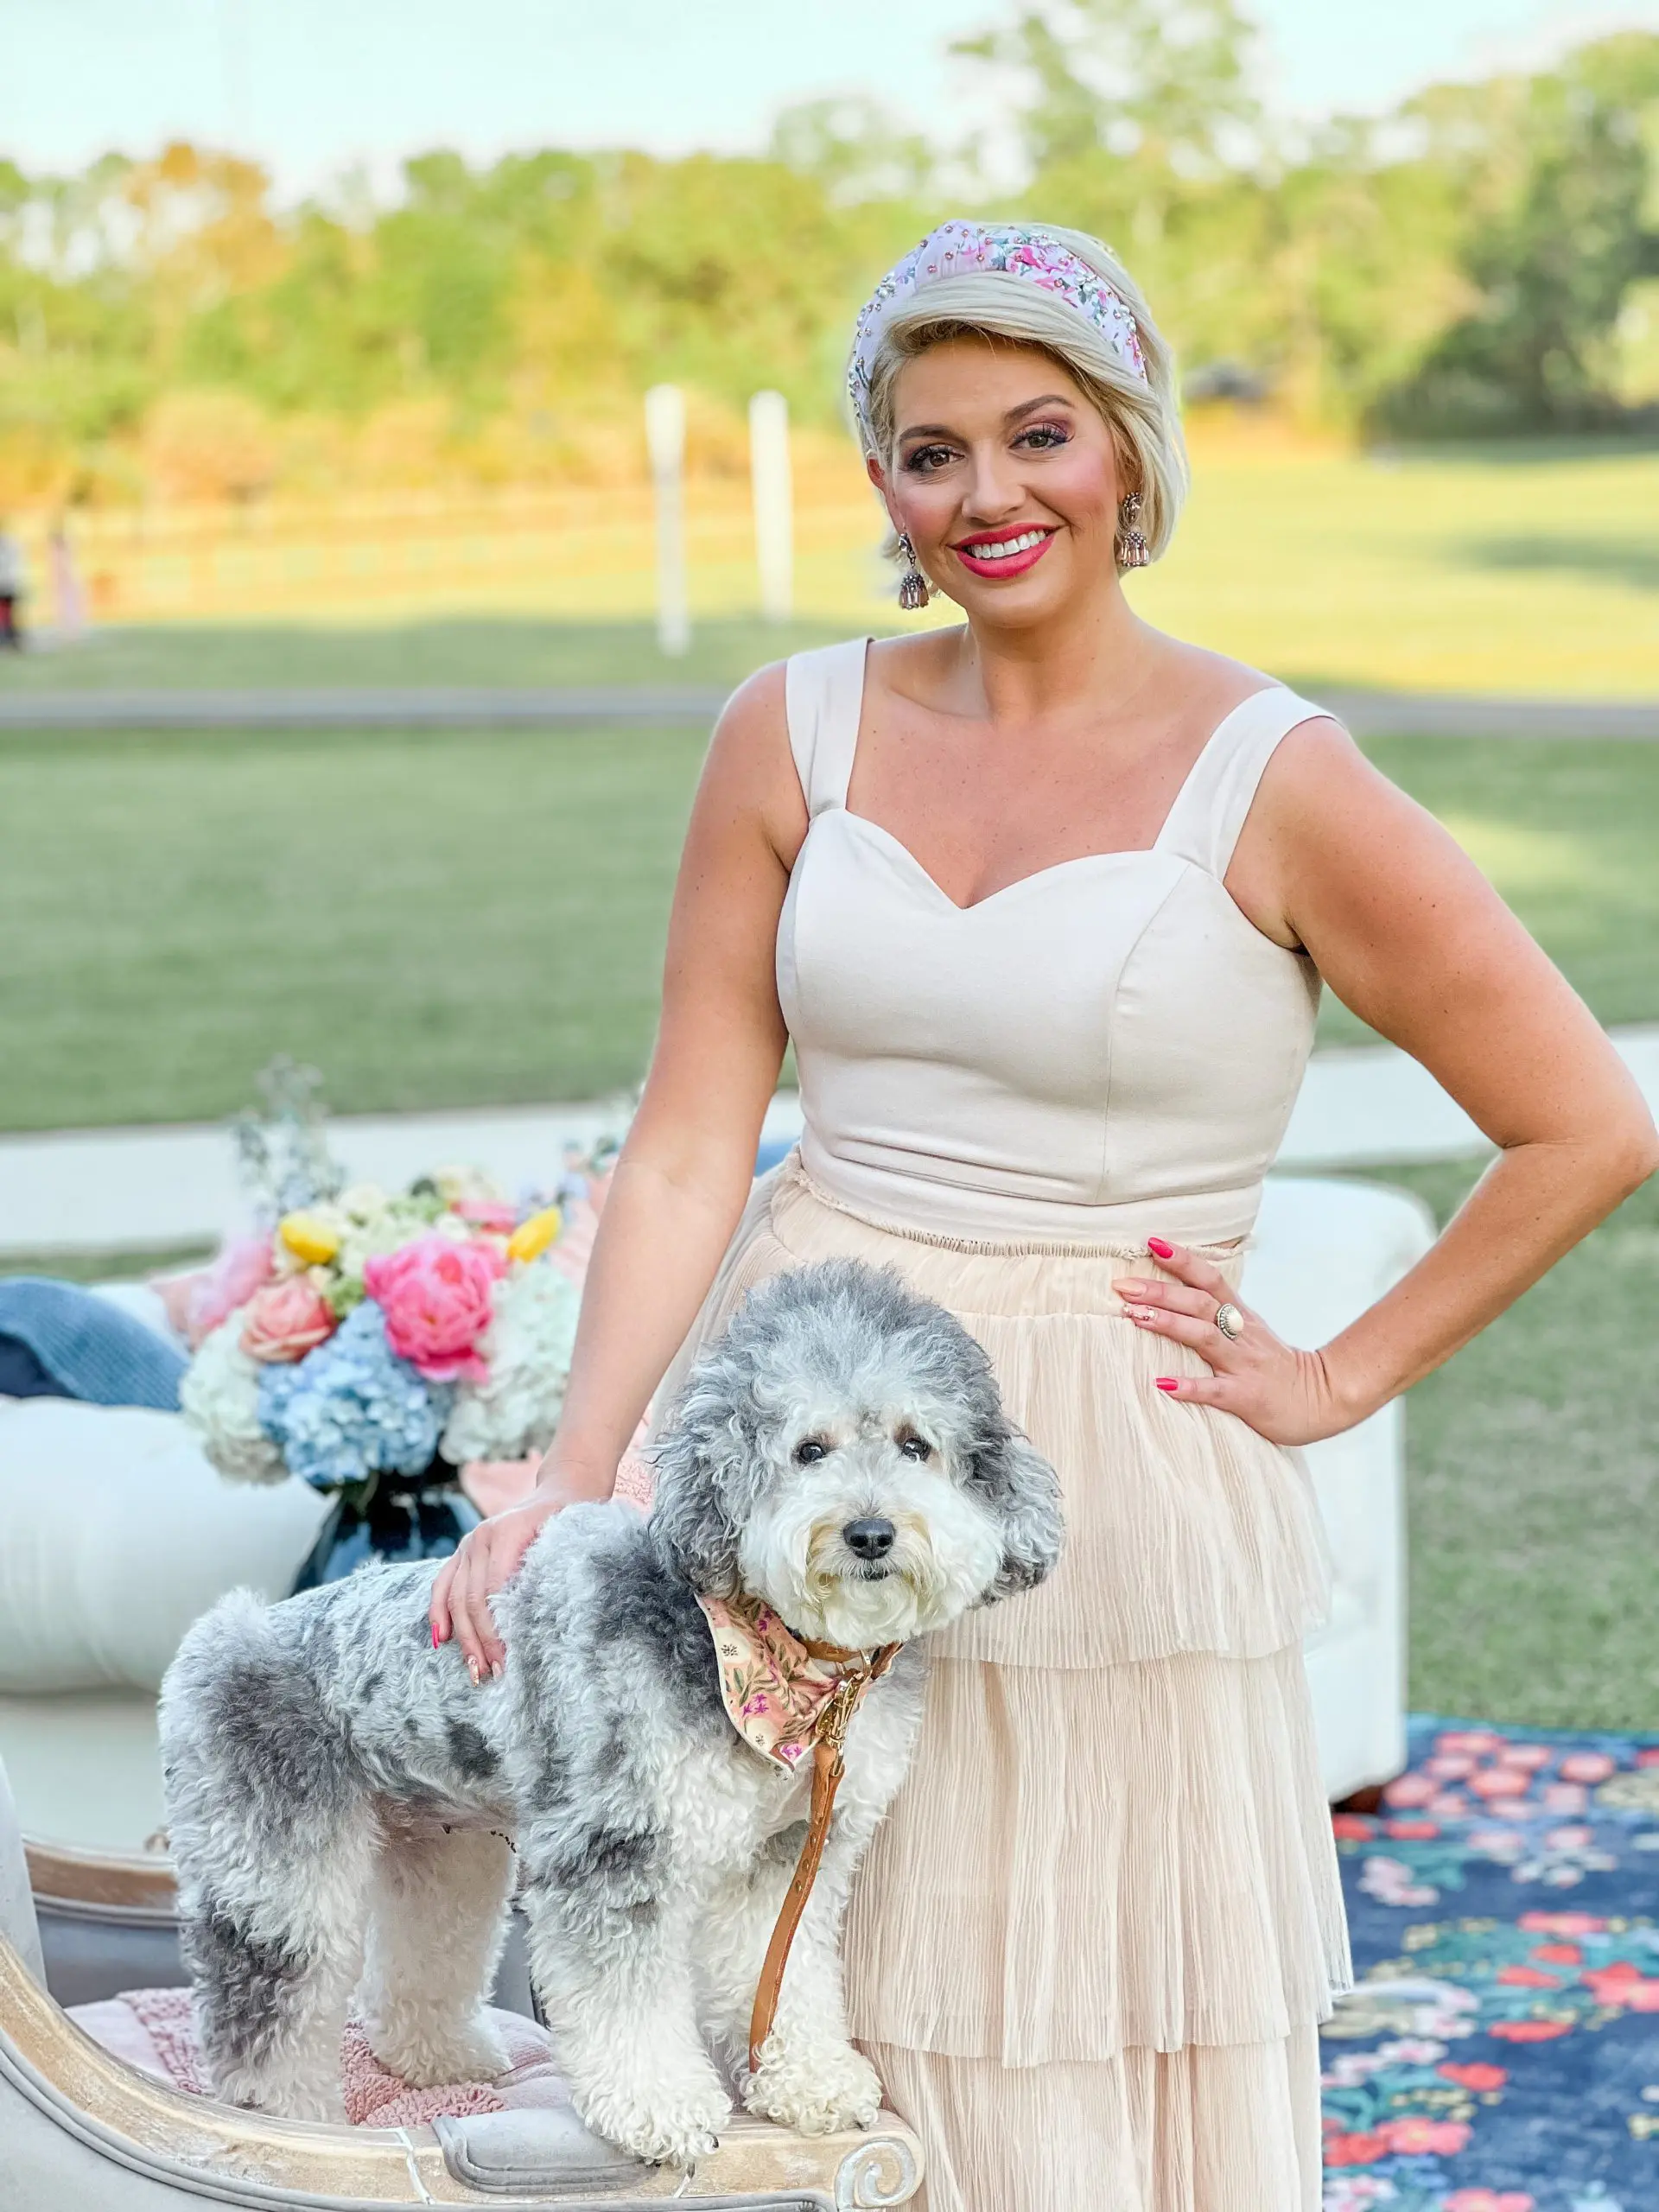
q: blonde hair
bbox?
[855,226,1187,567]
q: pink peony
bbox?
[1443,2194,1534,2212]
[239,1277,337,1363]
[365,1233,505,1382]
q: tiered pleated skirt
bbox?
[657,1160,1351,2212]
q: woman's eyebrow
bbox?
[898,396,1077,442]
[1004,395,1075,422]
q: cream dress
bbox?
[664,640,1351,2211]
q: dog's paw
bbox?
[366,2007,512,2088]
[744,2038,882,2136]
[577,2075,733,2170]
[217,2069,347,2124]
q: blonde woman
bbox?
[432,223,1655,2209]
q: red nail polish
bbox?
[1155,1378,1179,1393]
[1147,1237,1174,1260]
[431,1625,442,1648]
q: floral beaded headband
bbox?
[847,219,1148,454]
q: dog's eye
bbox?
[899,1433,933,1461]
[794,1438,830,1465]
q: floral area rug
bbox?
[1322,1716,1659,2211]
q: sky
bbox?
[8,0,1658,198]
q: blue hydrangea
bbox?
[257,1301,452,1492]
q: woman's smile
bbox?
[950,524,1058,579]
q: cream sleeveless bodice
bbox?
[775,639,1326,1246]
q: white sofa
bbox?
[0,1172,1432,1872]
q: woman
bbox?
[431,222,1656,2209]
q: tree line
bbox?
[2,2,1656,509]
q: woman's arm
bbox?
[1113,721,1659,1446]
[431,665,807,1674]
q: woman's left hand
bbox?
[1112,1239,1361,1447]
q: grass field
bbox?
[1366,1159,1659,1732]
[2,714,1656,1131]
[0,615,860,695]
[3,433,1656,696]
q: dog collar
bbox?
[696,1591,899,1773]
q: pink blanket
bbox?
[69,1988,568,2128]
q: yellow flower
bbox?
[505,1205,563,1264]
[279,1211,341,1266]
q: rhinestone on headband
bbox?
[847,219,1147,452]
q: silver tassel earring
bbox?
[897,532,931,611]
[1116,492,1150,569]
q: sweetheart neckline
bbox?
[825,809,1172,915]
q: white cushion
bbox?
[1249,1175,1435,1800]
[0,1400,330,1693]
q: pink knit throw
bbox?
[117,1987,559,2127]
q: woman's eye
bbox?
[899,1434,933,1461]
[902,443,955,474]
[794,1438,829,1465]
[1018,423,1070,450]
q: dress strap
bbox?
[785,639,870,817]
[1154,686,1332,877]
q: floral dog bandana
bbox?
[847,218,1148,452]
[696,1591,886,1771]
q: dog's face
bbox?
[650,1260,1064,1649]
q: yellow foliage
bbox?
[141,388,278,505]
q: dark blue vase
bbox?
[289,1463,480,1592]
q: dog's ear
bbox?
[972,1422,1065,1603]
[647,1389,745,1598]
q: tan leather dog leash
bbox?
[747,1637,903,2074]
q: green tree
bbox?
[1376,36,1659,434]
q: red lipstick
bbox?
[951,525,1056,580]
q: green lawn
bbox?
[0,616,862,696]
[1366,1159,1659,1733]
[1318,735,1659,1046]
[2,718,1656,1132]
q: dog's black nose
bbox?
[843,1517,896,1560]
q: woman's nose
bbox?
[842,1516,896,1560]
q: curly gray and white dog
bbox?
[159,1258,1063,2167]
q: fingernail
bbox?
[1147,1237,1173,1259]
[491,1661,504,1681]
[467,1657,480,1686]
[1155,1377,1179,1393]
[431,1625,441,1649]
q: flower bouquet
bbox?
[177,1063,613,1586]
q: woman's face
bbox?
[869,336,1127,627]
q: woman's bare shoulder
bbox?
[864,626,969,707]
[699,659,806,863]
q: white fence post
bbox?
[748,389,793,624]
[644,384,690,658]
